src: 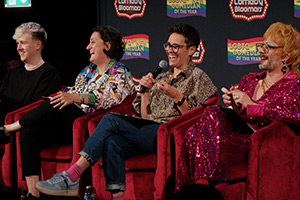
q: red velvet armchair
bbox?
[1,93,137,198]
[2,98,45,188]
[153,104,300,200]
[245,121,300,200]
[89,95,220,200]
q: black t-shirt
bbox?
[0,62,62,110]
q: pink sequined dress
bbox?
[176,71,300,190]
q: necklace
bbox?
[262,78,274,93]
[25,59,44,71]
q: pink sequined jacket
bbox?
[176,71,300,190]
[237,71,300,130]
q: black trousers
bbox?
[19,100,85,179]
[0,102,18,125]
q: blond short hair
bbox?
[12,22,47,48]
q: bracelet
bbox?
[174,96,185,106]
[80,93,84,103]
[87,93,96,106]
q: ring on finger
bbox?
[233,94,240,100]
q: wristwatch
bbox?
[174,96,185,106]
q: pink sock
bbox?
[113,196,124,200]
[66,164,84,182]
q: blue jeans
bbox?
[78,113,160,191]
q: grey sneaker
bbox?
[35,171,79,196]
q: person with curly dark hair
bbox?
[1,25,135,199]
[36,23,217,200]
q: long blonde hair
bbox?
[264,22,300,76]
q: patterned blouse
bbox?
[68,61,135,113]
[133,61,217,124]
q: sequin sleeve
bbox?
[262,82,300,124]
[243,74,300,125]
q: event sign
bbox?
[192,40,205,64]
[114,0,146,19]
[229,0,269,21]
[122,34,149,60]
[295,0,300,18]
[167,0,206,18]
[227,37,263,65]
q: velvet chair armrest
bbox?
[246,121,300,200]
[153,95,220,200]
[1,99,45,187]
[5,99,44,124]
[5,89,64,124]
[1,90,62,187]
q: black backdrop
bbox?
[0,0,299,101]
[99,0,300,100]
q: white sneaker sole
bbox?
[36,184,78,196]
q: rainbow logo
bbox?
[227,37,263,65]
[295,0,300,18]
[122,34,149,60]
[167,0,206,18]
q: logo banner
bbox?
[192,40,205,64]
[114,0,146,19]
[227,37,263,65]
[229,0,269,21]
[122,34,149,60]
[167,0,206,18]
[295,0,300,18]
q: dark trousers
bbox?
[0,102,17,125]
[19,100,85,179]
[79,114,161,191]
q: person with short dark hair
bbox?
[36,23,217,200]
[1,25,135,199]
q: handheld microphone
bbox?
[139,60,168,93]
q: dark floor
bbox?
[0,186,80,200]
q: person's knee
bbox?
[105,138,121,155]
[101,113,118,124]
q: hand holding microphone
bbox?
[139,60,168,93]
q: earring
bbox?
[281,60,287,72]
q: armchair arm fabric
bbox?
[246,121,300,200]
[154,95,220,200]
[1,98,44,187]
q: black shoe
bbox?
[23,193,40,200]
[0,126,10,145]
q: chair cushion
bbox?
[40,145,72,161]
[125,154,157,170]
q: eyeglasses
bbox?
[256,42,283,53]
[163,42,189,53]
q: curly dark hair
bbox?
[93,25,125,61]
[168,23,200,48]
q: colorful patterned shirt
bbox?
[68,61,135,113]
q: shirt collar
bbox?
[167,60,195,79]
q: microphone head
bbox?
[159,60,168,69]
